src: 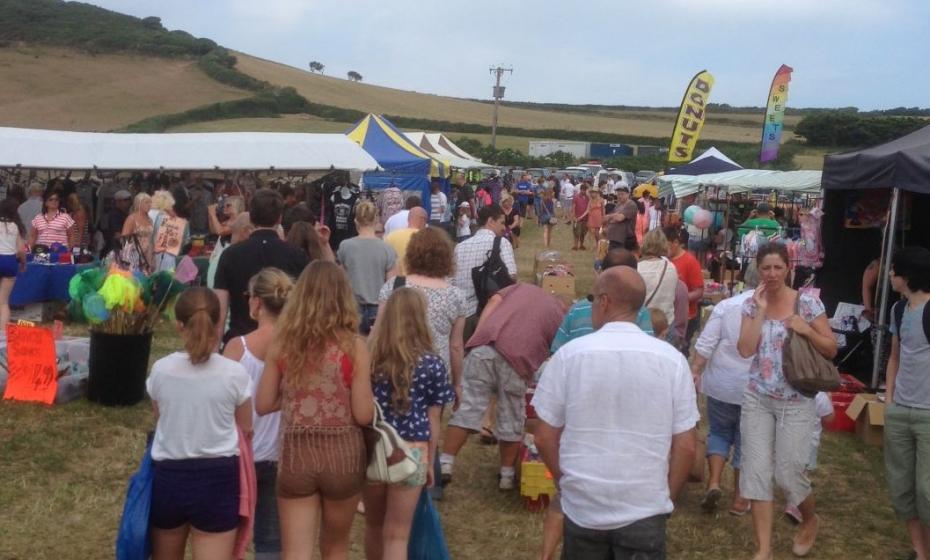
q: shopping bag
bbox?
[116,437,154,560]
[408,489,450,560]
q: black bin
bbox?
[87,331,153,406]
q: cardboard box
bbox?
[541,275,575,301]
[845,394,885,446]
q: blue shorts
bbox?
[0,254,18,278]
[150,456,240,533]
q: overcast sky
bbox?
[87,0,927,110]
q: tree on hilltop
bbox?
[347,71,363,82]
[308,61,325,74]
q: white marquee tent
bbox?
[0,127,380,171]
[657,169,822,199]
[405,132,485,169]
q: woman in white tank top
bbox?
[0,198,26,331]
[223,267,294,559]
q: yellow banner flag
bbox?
[667,70,715,164]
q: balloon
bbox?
[683,205,702,225]
[693,209,713,229]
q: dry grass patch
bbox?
[234,53,774,144]
[0,46,250,131]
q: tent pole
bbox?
[872,187,901,390]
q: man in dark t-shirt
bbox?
[214,189,309,343]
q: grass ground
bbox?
[0,220,905,559]
[0,46,250,131]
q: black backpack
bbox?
[892,299,930,343]
[471,236,514,312]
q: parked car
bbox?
[525,168,546,180]
[595,169,634,188]
[635,170,658,185]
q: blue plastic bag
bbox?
[408,489,450,560]
[116,438,154,560]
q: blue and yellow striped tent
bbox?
[346,114,450,211]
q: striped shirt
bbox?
[31,212,75,247]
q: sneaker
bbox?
[498,474,515,491]
[440,461,454,485]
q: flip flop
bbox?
[729,503,752,516]
[700,488,722,512]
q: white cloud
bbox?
[228,0,318,27]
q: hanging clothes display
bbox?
[327,183,360,250]
[377,184,404,226]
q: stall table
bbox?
[10,262,98,306]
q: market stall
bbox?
[820,124,930,388]
[345,114,451,215]
[405,132,486,169]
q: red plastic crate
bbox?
[838,373,867,393]
[825,392,856,432]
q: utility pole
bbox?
[489,65,513,150]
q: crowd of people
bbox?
[3,167,928,560]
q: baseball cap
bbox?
[114,190,133,200]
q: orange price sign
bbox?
[3,324,58,405]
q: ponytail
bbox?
[174,287,220,365]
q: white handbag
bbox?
[366,400,419,484]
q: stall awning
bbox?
[405,132,485,169]
[0,127,380,172]
[822,124,930,194]
[345,115,450,177]
[658,169,822,198]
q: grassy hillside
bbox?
[234,53,774,144]
[0,46,249,131]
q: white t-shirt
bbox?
[0,221,21,255]
[384,209,409,235]
[457,214,472,237]
[239,338,280,462]
[695,291,754,405]
[147,352,252,461]
[637,257,680,327]
[532,322,699,531]
[560,181,576,201]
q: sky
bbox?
[85,0,929,110]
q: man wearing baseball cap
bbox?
[103,190,133,257]
[737,202,782,238]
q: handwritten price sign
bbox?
[3,324,58,405]
[154,216,187,257]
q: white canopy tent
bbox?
[690,146,741,167]
[405,132,485,169]
[657,169,822,199]
[0,127,380,171]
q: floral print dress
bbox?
[741,292,826,401]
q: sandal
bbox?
[728,502,752,516]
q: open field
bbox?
[0,46,250,132]
[0,220,907,559]
[234,53,781,144]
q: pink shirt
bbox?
[31,211,74,247]
[467,283,565,380]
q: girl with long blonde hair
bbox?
[364,287,454,560]
[256,261,373,560]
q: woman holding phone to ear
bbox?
[737,243,836,560]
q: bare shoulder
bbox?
[223,336,244,360]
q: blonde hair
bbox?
[151,190,175,212]
[225,195,245,216]
[273,261,359,387]
[500,195,514,209]
[640,228,669,258]
[174,288,220,365]
[354,200,378,228]
[132,192,152,213]
[369,287,434,415]
[249,267,294,316]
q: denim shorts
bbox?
[150,456,239,533]
[706,396,742,469]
